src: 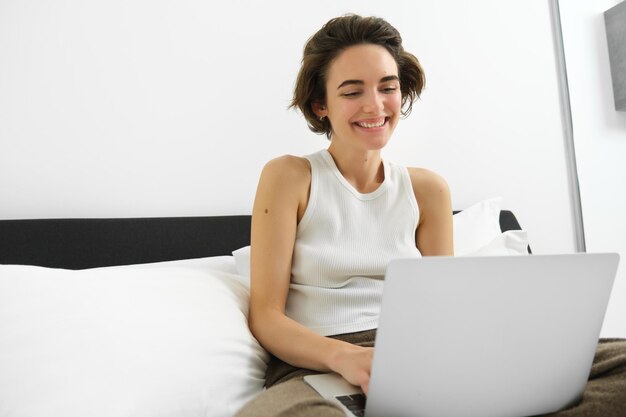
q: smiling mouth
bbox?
[354,117,388,129]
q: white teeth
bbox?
[357,119,385,128]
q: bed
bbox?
[0,198,532,417]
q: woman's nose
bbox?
[362,91,384,113]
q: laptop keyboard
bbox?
[336,394,366,416]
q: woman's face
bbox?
[316,43,402,152]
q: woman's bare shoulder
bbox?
[262,154,311,179]
[259,154,310,192]
[406,167,450,200]
[407,167,453,255]
[255,155,311,214]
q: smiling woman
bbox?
[236,14,453,417]
[290,14,425,141]
[313,44,402,154]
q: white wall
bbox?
[559,0,626,337]
[0,0,575,255]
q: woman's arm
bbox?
[408,168,454,256]
[248,155,373,393]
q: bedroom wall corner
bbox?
[558,0,626,337]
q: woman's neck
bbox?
[327,142,385,194]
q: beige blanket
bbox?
[543,338,626,416]
[266,335,626,416]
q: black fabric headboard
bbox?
[0,211,524,270]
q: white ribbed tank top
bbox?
[286,149,421,336]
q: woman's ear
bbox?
[311,101,328,120]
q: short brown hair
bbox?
[290,14,425,139]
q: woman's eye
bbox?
[382,86,398,93]
[342,91,361,97]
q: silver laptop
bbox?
[305,253,619,417]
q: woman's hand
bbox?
[330,343,374,395]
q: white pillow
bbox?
[465,230,529,256]
[0,257,268,417]
[453,197,503,255]
[232,245,251,283]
